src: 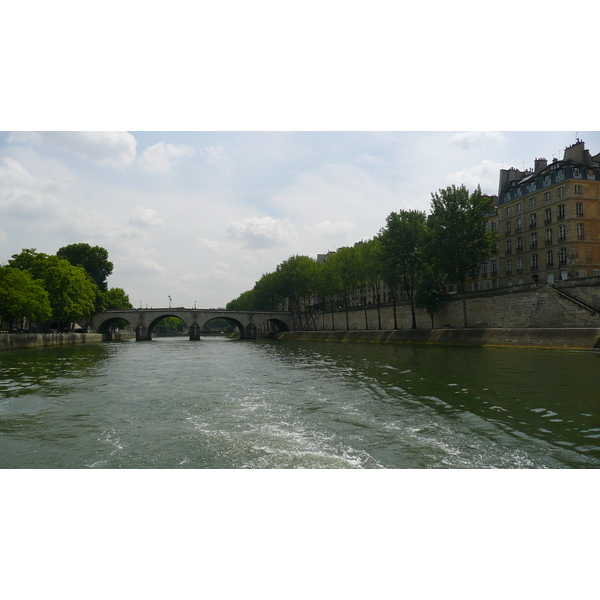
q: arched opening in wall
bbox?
[97,317,133,340]
[147,315,189,338]
[201,317,246,338]
[266,318,290,333]
[201,317,236,336]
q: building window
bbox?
[576,202,584,216]
[516,201,522,213]
[544,208,552,223]
[558,204,565,219]
[506,258,513,274]
[545,228,553,244]
[546,250,554,267]
[529,213,537,228]
[544,191,551,203]
[505,221,511,235]
[516,188,522,197]
[558,247,567,264]
[491,258,498,275]
[530,232,537,249]
[579,269,587,278]
[517,257,523,273]
[531,253,538,270]
[506,239,512,254]
[556,170,564,182]
[516,217,523,233]
[557,186,565,198]
[573,167,581,178]
[577,223,585,239]
[505,206,511,217]
[544,176,551,186]
[575,184,583,195]
[517,236,523,252]
[505,191,511,202]
[558,224,566,242]
[490,219,498,231]
[529,183,536,193]
[530,197,537,208]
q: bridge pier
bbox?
[136,324,151,341]
[102,330,113,341]
[189,323,202,341]
[244,323,257,340]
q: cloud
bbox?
[449,131,506,150]
[199,144,228,166]
[225,216,297,248]
[128,206,165,227]
[446,159,503,194]
[197,237,220,252]
[7,132,137,168]
[137,142,195,173]
[313,220,356,237]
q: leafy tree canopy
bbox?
[57,243,113,291]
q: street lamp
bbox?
[168,295,172,309]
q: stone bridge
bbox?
[84,308,293,341]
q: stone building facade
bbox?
[471,140,600,291]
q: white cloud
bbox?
[449,131,506,150]
[196,237,220,252]
[200,144,228,166]
[128,206,165,228]
[7,132,137,168]
[313,220,356,237]
[446,159,503,194]
[137,142,195,173]
[225,216,297,248]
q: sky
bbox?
[2,130,600,309]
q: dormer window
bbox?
[544,175,551,186]
[556,170,564,182]
[573,167,581,178]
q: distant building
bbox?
[471,140,600,290]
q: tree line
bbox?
[0,243,133,333]
[227,185,498,328]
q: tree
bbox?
[0,266,52,331]
[324,246,361,330]
[379,210,427,329]
[275,255,317,330]
[429,185,497,327]
[98,287,133,311]
[9,249,98,331]
[414,264,444,329]
[57,243,113,291]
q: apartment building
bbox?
[473,140,600,290]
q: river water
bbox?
[1,337,599,468]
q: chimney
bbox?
[534,158,547,173]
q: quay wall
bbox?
[304,280,600,332]
[0,332,134,351]
[273,328,600,350]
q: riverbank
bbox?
[0,332,134,351]
[271,328,600,350]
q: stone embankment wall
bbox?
[273,328,600,350]
[0,332,134,351]
[305,279,600,332]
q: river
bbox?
[0,337,599,468]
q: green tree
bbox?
[98,287,133,311]
[379,210,427,329]
[275,255,317,330]
[57,243,114,291]
[0,266,52,331]
[414,264,445,329]
[9,249,98,331]
[429,185,497,327]
[324,246,361,330]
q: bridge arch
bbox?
[96,316,134,340]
